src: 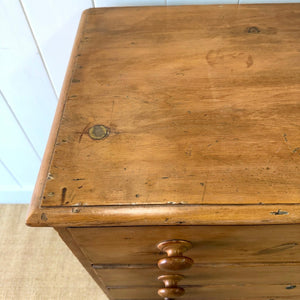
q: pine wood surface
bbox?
[0,205,107,300]
[93,264,300,287]
[24,5,300,300]
[69,225,300,264]
[39,4,300,207]
[27,4,300,227]
[108,285,300,300]
[26,203,300,227]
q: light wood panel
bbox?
[23,5,300,300]
[108,284,300,299]
[26,203,300,227]
[93,264,300,287]
[28,5,299,226]
[38,5,300,207]
[69,225,300,264]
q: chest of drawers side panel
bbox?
[55,227,113,300]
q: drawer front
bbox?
[93,264,300,287]
[108,285,300,300]
[69,225,300,264]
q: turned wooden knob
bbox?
[158,274,185,299]
[157,240,193,271]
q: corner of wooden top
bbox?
[25,205,41,227]
[25,181,47,227]
[81,7,94,16]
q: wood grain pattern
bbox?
[36,4,300,208]
[93,263,300,287]
[69,225,300,264]
[26,203,300,227]
[108,284,300,299]
[25,5,300,300]
[26,8,90,224]
[26,4,300,227]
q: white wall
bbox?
[0,0,299,203]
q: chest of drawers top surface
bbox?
[27,4,300,227]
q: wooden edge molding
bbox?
[26,9,89,227]
[26,204,300,227]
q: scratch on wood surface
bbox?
[293,147,300,154]
[71,190,77,201]
[72,207,81,213]
[206,50,253,69]
[41,213,48,221]
[246,55,253,68]
[256,243,298,255]
[286,285,297,290]
[61,187,67,205]
[185,148,192,157]
[271,209,289,216]
[247,26,260,34]
[78,122,91,143]
[282,134,300,156]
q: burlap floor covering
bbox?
[0,204,108,300]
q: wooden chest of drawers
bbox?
[27,4,300,300]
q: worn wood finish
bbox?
[69,225,300,264]
[108,284,300,299]
[26,5,300,300]
[26,204,300,227]
[157,274,185,299]
[158,256,194,272]
[27,4,300,227]
[157,239,194,271]
[93,264,300,287]
[26,8,90,225]
[33,4,300,209]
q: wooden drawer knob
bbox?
[158,256,193,272]
[157,240,194,271]
[158,274,185,299]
